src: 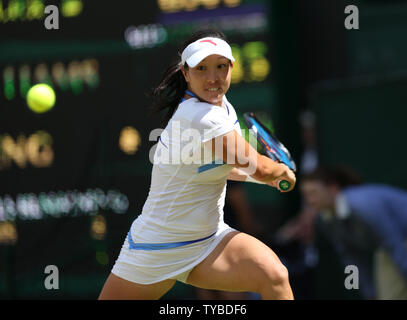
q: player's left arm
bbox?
[227,167,265,184]
[227,167,248,181]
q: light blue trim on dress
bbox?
[197,160,226,173]
[128,231,216,250]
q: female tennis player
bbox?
[98,29,296,300]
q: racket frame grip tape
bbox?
[278,180,291,191]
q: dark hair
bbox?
[149,29,228,126]
[301,165,363,189]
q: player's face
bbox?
[300,180,333,212]
[183,55,233,106]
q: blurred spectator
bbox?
[300,165,407,300]
[272,110,320,299]
[275,207,318,249]
[223,181,263,237]
[298,110,318,174]
[277,110,320,247]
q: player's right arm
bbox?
[206,130,296,191]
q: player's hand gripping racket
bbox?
[243,112,297,191]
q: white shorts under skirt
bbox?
[111,222,236,285]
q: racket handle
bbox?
[278,180,291,191]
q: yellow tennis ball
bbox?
[26,84,56,113]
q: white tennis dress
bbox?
[112,95,242,284]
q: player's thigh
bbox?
[186,231,288,293]
[98,273,176,300]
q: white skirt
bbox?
[111,221,236,284]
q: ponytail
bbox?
[149,61,187,127]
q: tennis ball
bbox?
[26,84,56,113]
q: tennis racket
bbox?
[243,112,296,191]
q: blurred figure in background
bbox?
[300,165,407,300]
[273,110,320,299]
[298,110,318,175]
[276,110,319,247]
[223,181,263,237]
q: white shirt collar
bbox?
[335,191,351,219]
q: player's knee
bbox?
[269,263,289,286]
[257,260,290,294]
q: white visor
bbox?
[181,37,235,68]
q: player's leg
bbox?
[98,273,176,300]
[186,231,293,300]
